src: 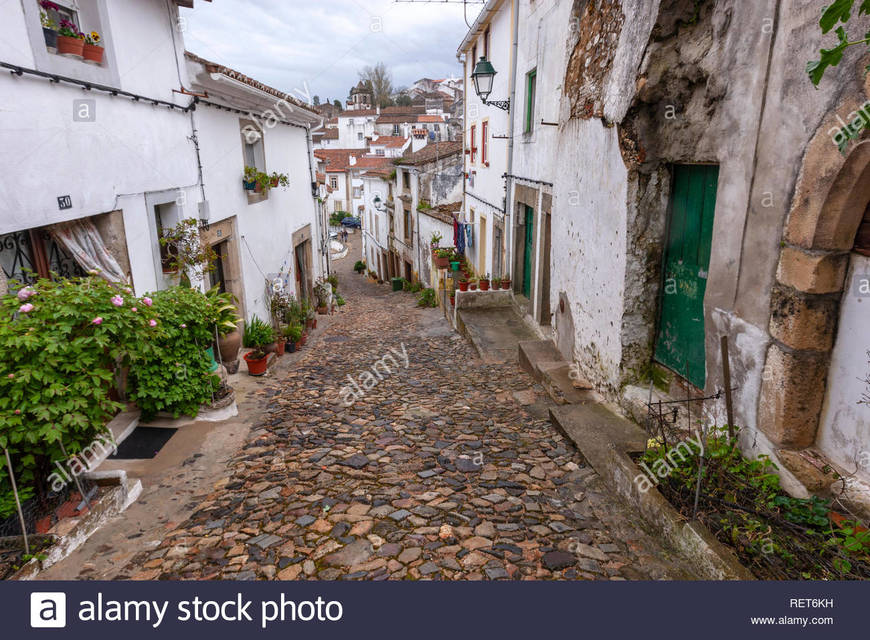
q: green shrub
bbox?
[353,261,366,273]
[326,274,339,292]
[336,295,346,306]
[127,287,221,420]
[416,288,437,308]
[243,315,274,351]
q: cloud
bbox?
[180,0,481,103]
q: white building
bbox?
[457,0,513,281]
[0,0,325,324]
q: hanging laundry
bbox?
[457,222,466,255]
[465,222,473,249]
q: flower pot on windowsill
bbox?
[82,43,104,65]
[42,28,58,52]
[57,35,84,58]
[243,351,269,376]
[479,279,490,291]
[243,180,257,191]
[501,279,511,290]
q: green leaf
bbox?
[807,26,850,84]
[821,0,856,33]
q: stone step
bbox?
[549,402,648,471]
[538,361,597,406]
[517,339,562,378]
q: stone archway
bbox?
[759,105,870,450]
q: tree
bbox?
[333,99,343,112]
[395,94,413,107]
[313,95,321,106]
[359,62,395,108]
[808,0,870,152]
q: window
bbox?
[154,204,177,273]
[403,171,411,191]
[42,1,79,31]
[241,121,266,172]
[471,44,477,68]
[481,121,488,165]
[353,186,362,199]
[357,132,364,141]
[393,124,400,136]
[329,176,338,189]
[525,69,537,134]
[404,208,413,243]
[376,148,385,156]
[484,27,490,60]
[470,125,477,163]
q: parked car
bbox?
[341,217,361,229]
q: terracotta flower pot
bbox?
[218,329,242,363]
[275,340,285,356]
[479,280,490,291]
[83,43,104,64]
[469,283,477,291]
[317,305,328,315]
[450,295,455,306]
[243,351,268,376]
[57,35,84,57]
[501,279,511,290]
[434,256,449,269]
[458,281,469,292]
[299,332,308,347]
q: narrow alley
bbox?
[52,241,694,582]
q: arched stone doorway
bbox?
[759,104,870,456]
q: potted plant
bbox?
[82,30,103,64]
[283,323,302,353]
[242,315,274,376]
[501,273,511,290]
[315,279,330,314]
[469,278,478,291]
[57,19,84,58]
[434,248,451,269]
[450,291,456,306]
[39,3,58,52]
[298,328,308,347]
[269,171,290,188]
[159,218,217,288]
[458,277,469,292]
[491,276,501,290]
[243,166,258,191]
[479,273,491,291]
[206,285,242,370]
[354,260,366,274]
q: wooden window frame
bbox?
[524,69,537,134]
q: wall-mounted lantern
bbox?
[471,56,510,111]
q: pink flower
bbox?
[111,295,124,307]
[92,317,103,325]
[14,409,20,415]
[180,323,187,328]
[149,319,157,327]
[131,307,137,312]
[19,303,34,313]
[17,287,35,301]
[7,374,14,379]
[142,297,153,307]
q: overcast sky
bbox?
[180,0,482,104]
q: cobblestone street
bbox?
[110,241,696,581]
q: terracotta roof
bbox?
[397,141,463,166]
[184,52,317,116]
[315,149,393,173]
[364,165,395,178]
[322,128,339,140]
[420,201,461,225]
[417,115,445,123]
[380,105,425,115]
[339,109,379,117]
[370,136,408,148]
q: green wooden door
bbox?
[523,205,534,297]
[654,165,718,389]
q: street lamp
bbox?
[471,56,510,111]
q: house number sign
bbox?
[57,195,72,210]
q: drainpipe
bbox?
[504,0,519,281]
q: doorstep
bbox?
[10,470,142,580]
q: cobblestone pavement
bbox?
[120,242,697,581]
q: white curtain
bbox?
[50,219,128,283]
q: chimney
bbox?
[349,155,357,166]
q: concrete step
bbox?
[549,402,648,470]
[538,361,598,406]
[517,339,562,378]
[458,308,537,364]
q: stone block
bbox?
[776,247,847,294]
[768,285,838,351]
[757,343,829,448]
